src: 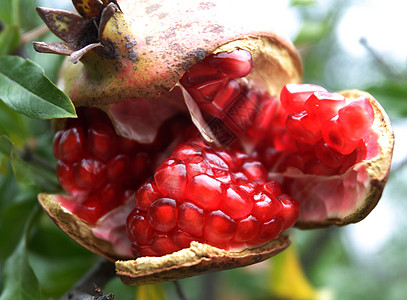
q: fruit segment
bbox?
[53,107,196,224]
[126,139,300,257]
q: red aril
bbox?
[304,91,346,123]
[126,138,300,256]
[206,49,253,78]
[280,83,327,114]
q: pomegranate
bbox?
[34,0,393,285]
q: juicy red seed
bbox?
[57,127,86,162]
[74,194,106,225]
[56,161,85,195]
[234,215,261,242]
[187,78,227,103]
[281,151,316,172]
[272,127,298,152]
[53,131,63,158]
[241,160,268,181]
[322,117,360,155]
[203,149,229,170]
[126,210,153,245]
[88,122,117,161]
[280,83,327,114]
[262,181,282,198]
[185,156,213,178]
[132,153,152,180]
[304,159,339,176]
[206,49,253,79]
[186,174,224,210]
[150,233,181,256]
[204,210,237,244]
[314,140,355,168]
[136,182,160,211]
[304,91,346,123]
[220,186,253,219]
[178,202,205,236]
[99,183,124,211]
[180,62,222,86]
[107,154,131,182]
[73,159,107,188]
[277,194,300,230]
[286,111,321,145]
[251,192,282,222]
[147,198,177,232]
[256,217,284,243]
[199,80,242,119]
[224,90,259,133]
[133,245,159,257]
[154,159,187,199]
[172,230,196,248]
[337,97,374,141]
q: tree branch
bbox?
[59,259,116,300]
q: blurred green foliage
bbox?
[0,0,406,299]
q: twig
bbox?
[20,24,49,45]
[59,259,116,300]
[20,145,56,173]
[173,281,190,300]
[359,37,403,82]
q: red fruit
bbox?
[280,84,327,114]
[56,127,86,162]
[337,97,374,141]
[53,108,196,224]
[178,202,205,237]
[73,159,107,189]
[88,122,117,161]
[147,198,178,232]
[322,116,360,155]
[204,210,237,246]
[127,139,299,256]
[305,91,346,123]
[286,111,321,145]
[206,49,253,78]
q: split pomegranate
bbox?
[34,0,393,286]
[126,139,299,256]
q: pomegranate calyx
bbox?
[34,2,122,61]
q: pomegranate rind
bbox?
[294,90,394,229]
[37,193,132,261]
[53,0,302,105]
[115,236,289,286]
[38,193,289,285]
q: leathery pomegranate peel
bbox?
[35,0,394,285]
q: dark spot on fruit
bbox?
[145,4,162,14]
[145,36,153,45]
[158,13,168,19]
[198,2,216,10]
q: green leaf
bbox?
[0,208,41,300]
[10,146,59,191]
[0,200,34,263]
[0,56,76,119]
[366,82,407,118]
[0,25,21,56]
[0,0,19,26]
[0,135,13,157]
[290,0,316,6]
[0,101,30,146]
